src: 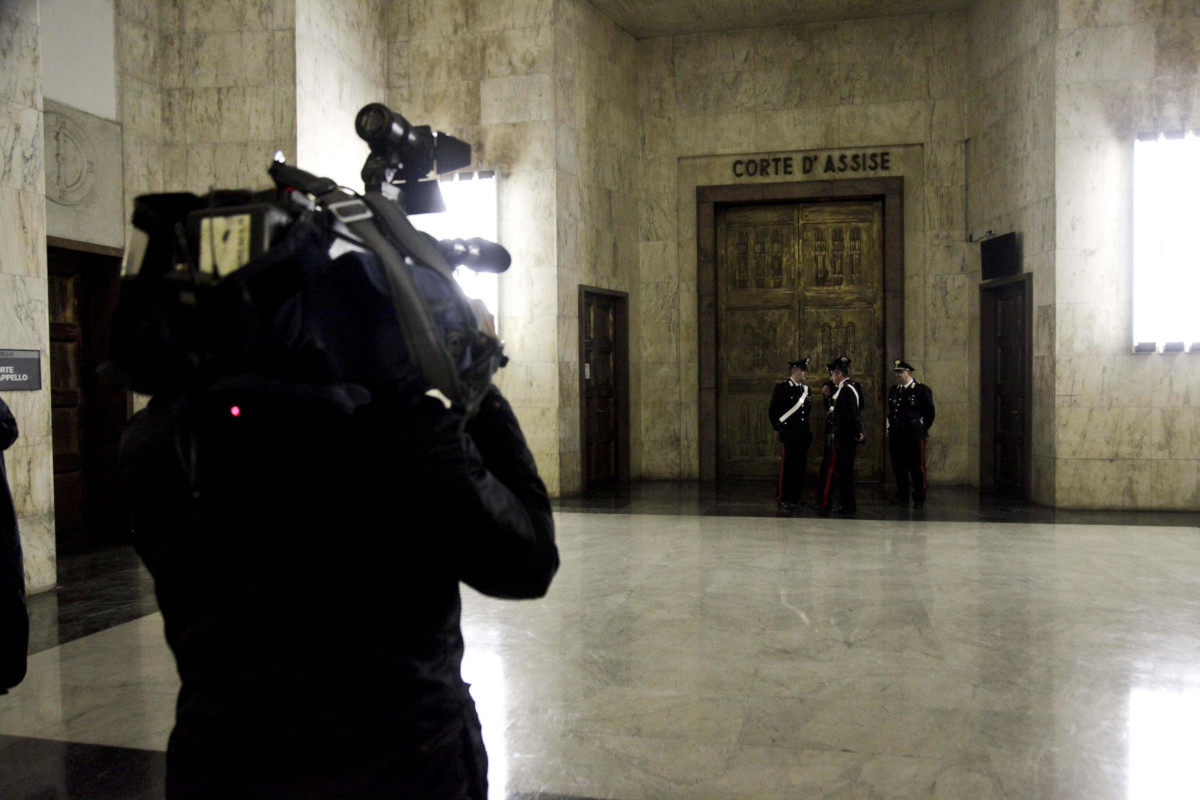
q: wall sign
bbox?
[732,150,892,179]
[0,350,41,391]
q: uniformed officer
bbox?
[815,355,864,516]
[886,359,936,508]
[0,397,25,693]
[768,358,813,512]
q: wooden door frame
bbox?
[697,177,905,482]
[578,285,631,489]
[979,272,1032,496]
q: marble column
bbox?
[1,0,55,592]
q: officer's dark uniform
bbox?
[768,358,812,511]
[887,359,936,508]
[815,356,863,515]
[0,397,26,694]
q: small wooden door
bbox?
[716,201,886,481]
[580,288,629,489]
[47,244,126,551]
[981,274,1031,497]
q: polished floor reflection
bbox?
[2,484,1200,799]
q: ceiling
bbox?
[583,0,971,39]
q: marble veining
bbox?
[0,102,43,195]
[0,273,48,345]
[1,11,42,111]
[0,186,46,279]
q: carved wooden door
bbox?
[716,201,885,481]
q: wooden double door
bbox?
[716,200,886,482]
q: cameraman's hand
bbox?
[455,385,557,598]
[464,388,538,480]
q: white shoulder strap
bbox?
[779,385,808,423]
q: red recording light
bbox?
[230,405,241,417]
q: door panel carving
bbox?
[717,201,885,481]
[723,308,795,378]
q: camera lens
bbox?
[357,105,390,139]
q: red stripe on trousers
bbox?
[820,444,839,508]
[777,444,787,503]
[919,438,927,494]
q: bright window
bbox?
[410,172,501,332]
[1132,133,1200,352]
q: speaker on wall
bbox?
[980,232,1020,280]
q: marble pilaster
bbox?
[1,0,52,592]
[968,0,1058,498]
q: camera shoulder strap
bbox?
[319,188,466,410]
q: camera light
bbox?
[230,405,241,417]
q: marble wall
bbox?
[1050,0,1200,509]
[1,0,55,591]
[966,0,1057,503]
[294,0,382,188]
[115,0,165,236]
[635,13,971,482]
[387,0,603,496]
[117,0,297,217]
[552,1,638,493]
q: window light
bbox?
[1132,133,1200,352]
[410,171,501,332]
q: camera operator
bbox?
[116,103,558,799]
[121,377,557,799]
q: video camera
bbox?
[110,103,511,422]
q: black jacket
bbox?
[121,386,558,799]
[0,397,27,693]
[826,379,864,445]
[887,380,935,438]
[768,379,812,442]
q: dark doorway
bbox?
[980,273,1032,498]
[47,239,127,552]
[697,177,905,483]
[579,287,630,490]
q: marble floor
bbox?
[2,483,1200,799]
